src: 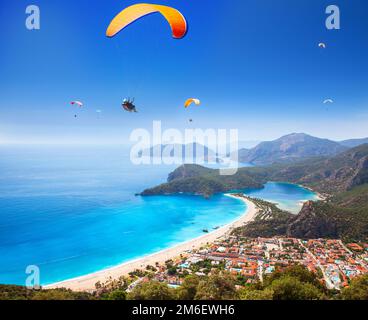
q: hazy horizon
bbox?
[1,130,367,147]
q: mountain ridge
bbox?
[339,138,368,148]
[141,143,368,241]
[138,142,222,163]
[234,133,347,165]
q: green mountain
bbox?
[269,143,368,194]
[142,144,368,241]
[231,184,368,242]
[235,133,347,165]
[141,164,265,198]
[286,184,368,241]
[167,164,214,182]
[339,138,368,148]
[143,144,368,197]
[242,145,368,241]
[255,144,368,240]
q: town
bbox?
[124,236,368,292]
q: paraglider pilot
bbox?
[122,98,138,113]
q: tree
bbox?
[31,288,93,300]
[167,266,177,276]
[0,285,34,300]
[340,274,368,300]
[195,272,238,300]
[238,265,324,301]
[177,275,200,300]
[270,276,322,300]
[127,281,176,300]
[264,264,322,289]
[106,289,126,300]
[239,288,273,300]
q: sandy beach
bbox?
[45,195,258,292]
[297,184,327,201]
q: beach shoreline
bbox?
[44,194,258,292]
[297,184,328,201]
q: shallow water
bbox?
[244,182,319,213]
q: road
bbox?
[298,239,339,290]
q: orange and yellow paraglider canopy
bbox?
[106,3,187,39]
[184,98,201,108]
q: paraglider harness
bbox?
[122,98,137,113]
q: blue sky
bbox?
[0,0,367,144]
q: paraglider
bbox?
[122,98,138,113]
[106,3,187,39]
[185,99,200,122]
[184,98,201,108]
[318,42,326,49]
[70,101,83,118]
[323,99,334,104]
[70,101,83,107]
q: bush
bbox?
[177,275,200,300]
[195,272,238,300]
[340,275,368,300]
[269,276,322,300]
[239,288,274,300]
[105,289,127,300]
[127,281,176,300]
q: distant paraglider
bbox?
[70,101,84,118]
[184,98,201,108]
[106,3,187,39]
[185,99,200,123]
[122,98,138,113]
[323,99,334,104]
[318,42,326,49]
[70,101,83,107]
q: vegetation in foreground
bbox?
[1,265,368,300]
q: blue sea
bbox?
[0,145,317,286]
